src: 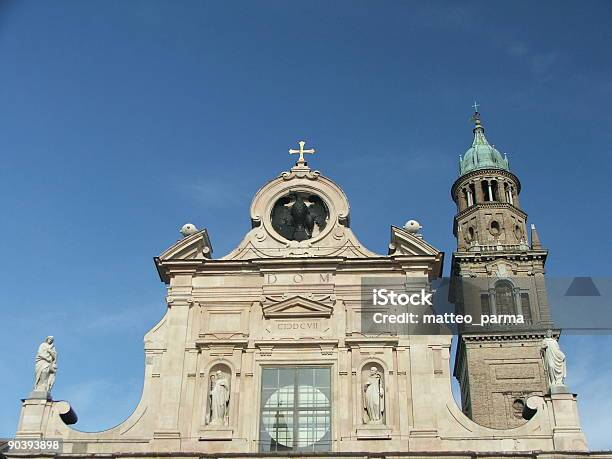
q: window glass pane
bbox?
[298,367,314,386]
[278,368,294,387]
[495,281,516,315]
[262,388,276,405]
[314,368,330,387]
[260,367,331,452]
[480,294,491,316]
[262,368,278,389]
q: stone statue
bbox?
[34,336,57,394]
[542,330,567,389]
[363,367,384,424]
[208,370,230,426]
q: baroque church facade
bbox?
[10,113,601,458]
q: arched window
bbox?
[505,185,514,205]
[465,188,474,207]
[495,281,516,315]
[491,180,499,201]
[481,181,490,201]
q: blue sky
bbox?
[1,0,611,449]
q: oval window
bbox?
[490,220,501,236]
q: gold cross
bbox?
[289,140,315,165]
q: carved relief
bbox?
[270,192,329,241]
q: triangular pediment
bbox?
[484,259,519,277]
[388,226,441,257]
[157,229,212,262]
[262,296,333,318]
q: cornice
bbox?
[454,201,527,222]
[155,253,444,283]
[451,248,548,264]
[345,336,400,347]
[459,329,559,342]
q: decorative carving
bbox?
[220,148,382,260]
[180,223,198,237]
[34,336,57,394]
[262,295,334,319]
[271,192,329,241]
[280,168,321,181]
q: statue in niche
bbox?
[207,370,230,426]
[363,366,384,425]
[34,336,57,394]
[542,329,567,388]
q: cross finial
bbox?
[471,101,483,128]
[289,140,315,165]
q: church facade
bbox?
[9,114,603,458]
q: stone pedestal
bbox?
[15,398,52,439]
[549,392,588,451]
[28,390,51,401]
[550,384,569,395]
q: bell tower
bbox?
[451,109,555,429]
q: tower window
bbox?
[505,184,514,205]
[520,293,532,324]
[481,181,491,202]
[480,294,491,316]
[495,280,516,315]
[489,220,501,237]
[491,180,499,201]
[469,183,476,204]
[465,188,474,207]
[512,398,526,419]
[467,226,475,242]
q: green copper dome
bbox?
[459,112,509,176]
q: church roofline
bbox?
[154,253,445,284]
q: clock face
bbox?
[270,192,329,241]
